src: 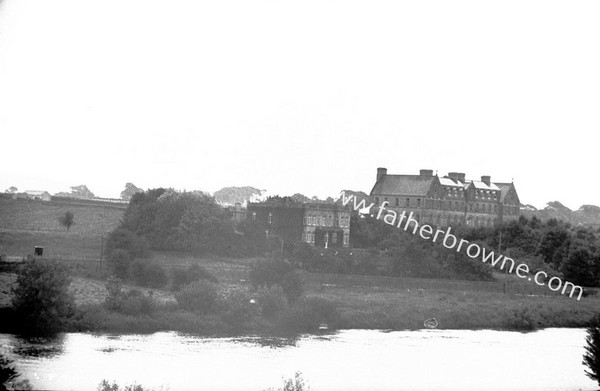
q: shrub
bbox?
[218,287,259,330]
[105,228,149,259]
[249,260,304,304]
[12,261,76,334]
[97,380,151,391]
[107,249,133,280]
[175,281,219,314]
[171,264,217,291]
[105,277,125,311]
[119,290,155,316]
[584,313,600,386]
[131,261,168,288]
[256,285,289,319]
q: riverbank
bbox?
[1,271,598,335]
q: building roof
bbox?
[370,175,436,196]
[439,177,464,187]
[467,181,500,191]
[495,182,515,202]
[24,190,50,196]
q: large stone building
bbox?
[247,197,351,248]
[370,168,520,228]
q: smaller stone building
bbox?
[247,197,351,248]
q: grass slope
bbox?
[0,198,124,259]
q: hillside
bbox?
[521,201,600,226]
[0,197,124,260]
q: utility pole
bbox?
[99,233,104,273]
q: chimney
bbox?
[481,175,491,185]
[448,172,466,183]
[419,169,433,176]
[377,167,387,182]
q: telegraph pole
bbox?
[99,233,104,273]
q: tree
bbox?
[561,245,599,287]
[5,186,17,194]
[54,185,95,198]
[58,211,75,232]
[120,183,143,201]
[583,313,600,386]
[12,261,75,334]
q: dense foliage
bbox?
[106,189,265,258]
[11,261,76,334]
[346,213,600,286]
[249,260,304,303]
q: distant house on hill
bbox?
[23,190,52,201]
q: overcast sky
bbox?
[0,0,598,209]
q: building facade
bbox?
[370,168,520,228]
[247,197,351,248]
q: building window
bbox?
[406,198,410,206]
[375,197,380,205]
[302,232,307,241]
[417,198,421,207]
[332,232,338,243]
[343,232,349,245]
[396,198,400,206]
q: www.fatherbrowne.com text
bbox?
[341,192,584,301]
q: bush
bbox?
[12,261,76,334]
[171,264,218,291]
[175,281,219,314]
[108,250,133,280]
[119,290,155,316]
[584,313,600,386]
[218,287,259,330]
[103,278,155,316]
[105,228,149,259]
[98,379,152,391]
[249,260,304,304]
[105,276,125,311]
[131,261,168,288]
[256,285,289,319]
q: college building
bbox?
[247,196,352,248]
[370,168,520,228]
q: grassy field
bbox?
[313,284,600,330]
[0,197,124,260]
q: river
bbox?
[0,328,596,391]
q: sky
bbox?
[0,0,598,210]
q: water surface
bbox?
[0,328,596,390]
